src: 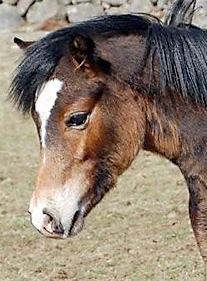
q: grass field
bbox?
[0,31,205,281]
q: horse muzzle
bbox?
[28,202,85,239]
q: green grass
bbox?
[0,31,204,281]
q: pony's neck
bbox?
[143,96,207,179]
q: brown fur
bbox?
[15,27,207,265]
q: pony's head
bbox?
[12,30,144,238]
[11,0,205,239]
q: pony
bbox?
[10,0,207,268]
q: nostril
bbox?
[53,220,64,234]
[43,208,53,222]
[42,208,64,235]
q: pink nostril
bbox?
[42,208,64,235]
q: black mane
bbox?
[10,0,207,113]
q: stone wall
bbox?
[0,0,206,30]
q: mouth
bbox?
[38,209,85,239]
[40,211,67,239]
[41,227,67,239]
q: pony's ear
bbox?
[69,34,111,75]
[69,34,95,65]
[14,37,35,50]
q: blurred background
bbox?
[0,0,206,31]
[0,0,206,280]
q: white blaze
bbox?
[30,199,47,232]
[35,79,63,148]
[29,176,83,236]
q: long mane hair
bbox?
[10,0,207,113]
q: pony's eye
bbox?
[65,112,90,129]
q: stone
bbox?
[2,0,18,5]
[195,0,207,15]
[102,0,125,7]
[102,2,110,9]
[106,5,128,15]
[158,0,169,9]
[193,14,207,28]
[17,0,34,16]
[72,0,92,4]
[190,0,207,28]
[26,0,66,24]
[67,3,104,23]
[39,19,68,31]
[59,0,72,5]
[150,0,158,5]
[93,0,101,5]
[129,0,153,13]
[0,4,24,30]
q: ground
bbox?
[0,30,204,281]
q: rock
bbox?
[129,0,153,13]
[190,0,207,28]
[39,19,68,31]
[72,0,92,3]
[150,0,158,5]
[59,0,72,5]
[102,0,125,7]
[106,5,128,15]
[195,0,207,15]
[93,0,102,5]
[0,4,24,30]
[17,0,34,16]
[2,0,18,5]
[158,0,169,9]
[67,3,104,23]
[26,0,66,24]
[102,2,110,9]
[193,14,207,28]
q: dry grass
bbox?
[0,31,204,281]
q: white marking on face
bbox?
[35,79,63,148]
[30,193,79,235]
[29,174,85,234]
[30,199,47,232]
[29,175,84,235]
[53,180,81,234]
